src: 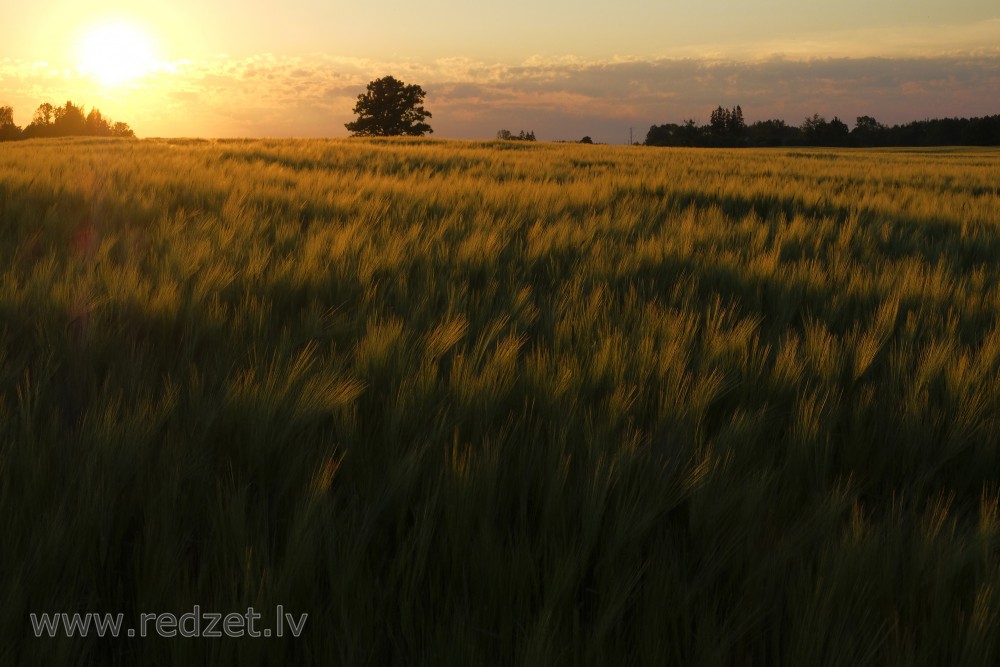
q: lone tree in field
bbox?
[345,76,433,137]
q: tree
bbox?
[733,105,745,133]
[32,103,54,127]
[800,114,827,144]
[497,129,535,141]
[852,115,886,146]
[345,76,433,137]
[579,136,593,144]
[23,103,56,138]
[827,117,850,145]
[86,108,111,136]
[710,106,729,137]
[747,119,799,147]
[111,121,135,138]
[709,105,747,145]
[854,115,883,134]
[53,101,86,135]
[962,116,1000,146]
[800,114,849,146]
[680,119,701,146]
[0,105,20,141]
[20,100,135,139]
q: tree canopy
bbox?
[0,105,18,141]
[496,129,536,141]
[0,100,135,141]
[709,105,746,142]
[345,76,433,137]
[645,106,1000,148]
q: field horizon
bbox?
[2,136,1000,665]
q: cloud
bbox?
[2,49,999,142]
[653,18,1000,61]
[420,53,1000,140]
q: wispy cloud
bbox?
[653,18,1000,61]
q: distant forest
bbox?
[645,106,1000,147]
[4,99,998,146]
[0,101,135,141]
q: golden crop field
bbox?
[2,137,1000,664]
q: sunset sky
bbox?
[1,1,998,142]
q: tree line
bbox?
[0,101,135,141]
[645,106,1000,147]
[7,85,997,148]
[496,129,536,141]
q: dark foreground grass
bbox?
[1,137,1000,664]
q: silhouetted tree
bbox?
[827,117,850,145]
[33,103,54,126]
[645,119,704,147]
[86,108,111,136]
[852,115,886,146]
[579,136,593,144]
[920,118,965,146]
[800,114,825,143]
[680,119,702,145]
[646,110,1000,149]
[497,129,535,141]
[854,115,883,134]
[747,119,800,146]
[733,105,745,132]
[644,124,673,146]
[709,106,729,137]
[27,103,56,137]
[962,116,1000,146]
[16,100,135,140]
[708,105,747,145]
[345,76,433,137]
[53,101,87,136]
[0,105,20,141]
[800,114,848,146]
[24,105,52,138]
[110,121,135,138]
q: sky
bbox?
[1,1,998,142]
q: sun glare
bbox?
[78,21,157,86]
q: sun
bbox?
[78,21,158,86]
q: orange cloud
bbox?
[2,51,999,142]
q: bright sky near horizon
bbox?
[1,1,998,141]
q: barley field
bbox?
[2,137,1000,665]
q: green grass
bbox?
[2,137,1000,665]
